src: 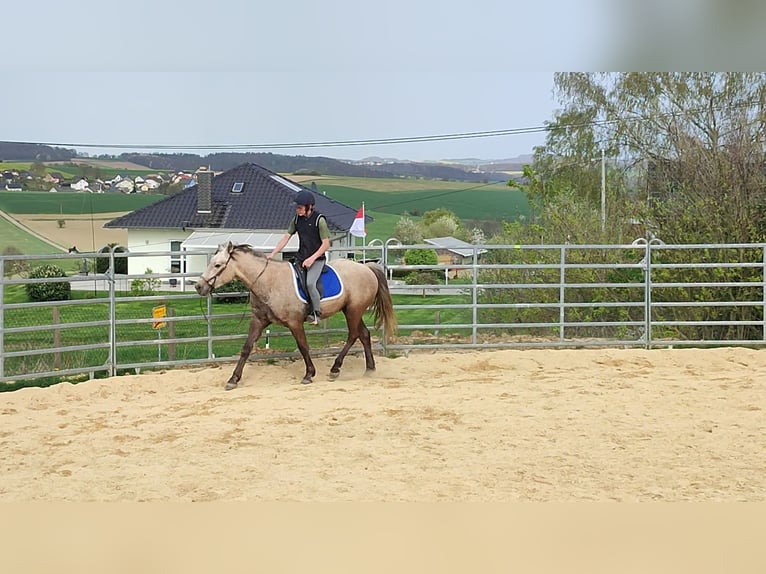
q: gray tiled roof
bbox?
[424,236,487,258]
[104,163,370,233]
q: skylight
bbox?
[231,182,244,193]
[270,174,302,192]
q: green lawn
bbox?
[317,182,528,222]
[0,190,163,215]
[0,215,67,259]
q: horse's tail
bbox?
[366,262,398,339]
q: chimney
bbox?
[196,167,212,214]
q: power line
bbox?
[4,97,760,154]
[2,125,555,152]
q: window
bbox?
[231,182,244,193]
[170,241,182,274]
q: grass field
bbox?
[0,190,163,214]
[313,180,528,222]
[0,214,62,255]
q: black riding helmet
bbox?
[294,190,315,207]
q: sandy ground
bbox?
[1,347,765,501]
[12,212,128,251]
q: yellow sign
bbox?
[152,305,167,329]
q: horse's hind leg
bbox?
[226,317,267,390]
[358,320,375,375]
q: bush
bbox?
[405,271,441,285]
[403,248,438,266]
[214,279,250,304]
[26,264,71,302]
[130,268,160,296]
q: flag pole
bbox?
[361,202,365,263]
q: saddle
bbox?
[290,262,344,306]
[293,261,326,300]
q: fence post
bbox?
[108,249,117,377]
[167,307,176,361]
[559,245,566,341]
[471,245,478,345]
[53,307,61,370]
[0,259,4,379]
[644,241,652,349]
[762,245,766,342]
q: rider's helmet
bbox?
[294,190,315,207]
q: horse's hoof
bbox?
[328,371,339,380]
[225,381,238,390]
[300,377,313,385]
[364,368,375,377]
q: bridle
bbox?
[200,247,271,293]
[198,247,271,323]
[200,250,235,292]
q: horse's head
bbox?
[195,241,238,296]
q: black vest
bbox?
[294,211,326,263]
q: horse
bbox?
[194,241,397,389]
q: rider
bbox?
[268,189,330,325]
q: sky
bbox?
[3,0,764,163]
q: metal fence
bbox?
[3,241,766,386]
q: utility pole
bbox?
[600,144,606,233]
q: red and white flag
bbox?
[349,204,366,238]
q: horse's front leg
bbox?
[226,316,268,390]
[288,323,316,384]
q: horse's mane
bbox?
[229,243,289,263]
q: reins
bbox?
[199,247,271,323]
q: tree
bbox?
[29,161,47,178]
[394,209,470,245]
[532,73,766,244]
[393,216,423,244]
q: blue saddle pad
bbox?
[291,264,344,304]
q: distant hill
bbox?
[1,142,523,183]
[0,142,77,162]
[119,152,514,182]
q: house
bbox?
[104,163,372,278]
[138,178,161,192]
[5,181,23,192]
[70,178,90,192]
[114,179,134,193]
[423,236,487,278]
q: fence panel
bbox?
[3,243,766,387]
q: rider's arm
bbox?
[269,229,294,259]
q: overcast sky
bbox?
[4,0,761,162]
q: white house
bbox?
[104,163,371,280]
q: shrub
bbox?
[403,248,438,266]
[214,279,250,304]
[405,271,441,285]
[26,264,71,302]
[130,268,160,296]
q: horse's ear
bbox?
[225,241,235,254]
